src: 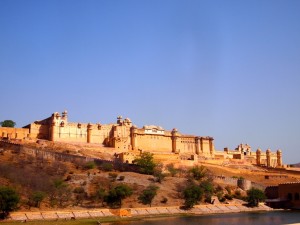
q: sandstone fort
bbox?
[0,110,283,168]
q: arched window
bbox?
[288,193,293,200]
[295,193,300,201]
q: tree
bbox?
[153,163,166,183]
[199,179,214,202]
[105,184,132,208]
[133,152,156,175]
[0,186,20,219]
[188,165,207,181]
[138,185,159,207]
[247,188,266,207]
[183,183,203,209]
[49,179,71,207]
[166,163,178,177]
[94,188,106,206]
[29,191,46,208]
[73,187,87,206]
[0,120,16,128]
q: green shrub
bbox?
[188,165,207,180]
[105,184,133,208]
[247,188,266,207]
[225,186,232,195]
[166,163,178,177]
[133,152,156,175]
[101,163,114,172]
[109,172,118,181]
[138,185,159,207]
[29,191,46,208]
[73,187,85,194]
[161,196,168,204]
[84,161,96,170]
[235,190,241,196]
[215,185,223,193]
[0,186,20,218]
[224,194,233,200]
[183,184,203,209]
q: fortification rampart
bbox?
[214,176,264,190]
[0,110,283,168]
[0,127,29,140]
[0,140,140,172]
[21,111,216,158]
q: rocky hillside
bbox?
[1,140,300,212]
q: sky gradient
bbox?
[1,0,300,163]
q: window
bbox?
[295,193,300,201]
[288,193,293,200]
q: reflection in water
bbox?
[109,211,300,225]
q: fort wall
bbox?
[135,133,172,152]
[22,111,216,158]
[0,140,139,172]
[0,110,281,168]
[0,127,29,139]
[177,136,196,154]
[27,123,49,139]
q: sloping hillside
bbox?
[1,140,300,212]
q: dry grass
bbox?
[1,139,300,211]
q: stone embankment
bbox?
[8,204,272,221]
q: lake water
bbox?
[109,211,300,225]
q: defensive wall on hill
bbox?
[0,140,139,172]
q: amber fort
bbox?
[0,110,283,168]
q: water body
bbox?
[109,211,300,225]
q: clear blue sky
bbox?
[1,0,300,163]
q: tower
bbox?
[277,149,282,167]
[50,112,60,141]
[209,137,214,156]
[87,123,92,143]
[266,149,271,168]
[130,125,138,150]
[195,137,200,155]
[62,110,68,121]
[171,128,179,153]
[256,148,261,166]
[117,116,123,125]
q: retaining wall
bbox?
[8,204,273,221]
